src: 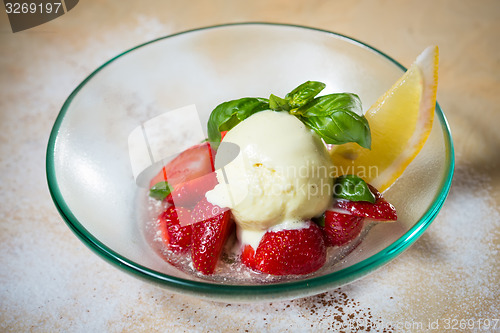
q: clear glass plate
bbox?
[46,23,454,302]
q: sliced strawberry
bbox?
[167,172,218,208]
[220,131,228,140]
[335,185,397,222]
[158,206,193,253]
[248,222,326,275]
[191,198,233,275]
[322,211,364,247]
[241,244,256,270]
[149,142,215,190]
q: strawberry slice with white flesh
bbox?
[157,206,193,253]
[167,172,218,208]
[149,142,217,207]
[190,198,233,275]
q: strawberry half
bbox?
[241,244,257,270]
[158,206,193,253]
[322,211,364,247]
[335,185,397,222]
[243,222,326,276]
[191,198,233,275]
[150,141,215,192]
[167,172,218,208]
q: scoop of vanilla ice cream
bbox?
[206,110,334,231]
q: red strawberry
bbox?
[335,185,397,222]
[158,206,193,253]
[149,142,215,190]
[243,222,326,275]
[241,244,256,270]
[167,172,218,208]
[190,198,233,275]
[322,211,364,246]
[220,131,228,140]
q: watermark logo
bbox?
[4,0,79,32]
[128,105,240,225]
[128,104,207,187]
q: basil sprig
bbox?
[333,175,376,203]
[207,81,371,149]
[149,181,173,200]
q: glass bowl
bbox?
[46,23,454,302]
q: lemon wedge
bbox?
[330,46,439,191]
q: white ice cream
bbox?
[206,110,334,235]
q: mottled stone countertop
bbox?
[1,1,499,332]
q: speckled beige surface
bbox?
[1,1,499,332]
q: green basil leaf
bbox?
[285,81,326,108]
[298,93,363,117]
[333,175,376,203]
[298,94,371,148]
[300,111,371,148]
[269,94,290,111]
[207,97,269,147]
[149,181,173,200]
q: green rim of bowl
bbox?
[46,22,455,300]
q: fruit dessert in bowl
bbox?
[47,23,454,302]
[148,80,399,277]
